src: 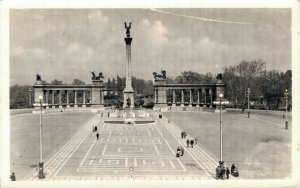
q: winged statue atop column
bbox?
[125,22,131,37]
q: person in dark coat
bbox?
[181,131,184,139]
[96,132,99,140]
[10,172,16,181]
[94,126,97,132]
[226,167,230,179]
[176,147,181,157]
[216,166,221,179]
[180,147,184,156]
[186,139,190,147]
[221,167,226,180]
[231,164,236,174]
[190,139,194,148]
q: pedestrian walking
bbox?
[181,131,184,139]
[94,125,97,132]
[221,167,226,180]
[10,172,16,181]
[186,139,190,147]
[183,132,187,139]
[195,137,198,145]
[96,132,99,140]
[226,167,230,179]
[180,147,184,156]
[190,139,194,148]
[216,166,221,179]
[176,147,181,157]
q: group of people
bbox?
[10,172,16,181]
[216,166,230,180]
[92,125,100,140]
[216,164,238,180]
[176,147,184,157]
[181,131,198,148]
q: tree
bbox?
[107,78,112,96]
[10,85,32,109]
[174,71,207,84]
[264,70,292,109]
[72,79,85,85]
[223,59,266,106]
[51,79,63,85]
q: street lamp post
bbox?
[285,89,288,130]
[38,96,45,179]
[219,93,224,168]
[247,88,250,118]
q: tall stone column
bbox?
[189,89,193,107]
[74,90,78,107]
[59,90,62,108]
[181,90,184,107]
[123,22,134,109]
[172,90,176,106]
[51,90,55,108]
[203,89,206,107]
[66,90,70,108]
[197,89,200,107]
[45,90,49,109]
[83,90,86,107]
[209,88,213,108]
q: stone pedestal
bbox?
[91,80,104,107]
[123,34,135,109]
[123,91,134,109]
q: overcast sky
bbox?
[9,8,291,85]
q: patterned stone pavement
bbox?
[28,112,230,180]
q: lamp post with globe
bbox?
[38,96,45,179]
[219,93,224,168]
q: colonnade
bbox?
[154,88,215,107]
[33,81,105,109]
[42,89,92,108]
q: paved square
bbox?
[28,113,216,180]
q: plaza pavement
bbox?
[10,108,291,180]
[22,111,224,181]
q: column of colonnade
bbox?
[42,89,92,108]
[168,88,214,107]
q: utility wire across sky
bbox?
[148,8,254,25]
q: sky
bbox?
[9,8,291,85]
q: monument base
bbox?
[123,91,134,109]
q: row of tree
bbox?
[9,60,292,110]
[223,60,291,109]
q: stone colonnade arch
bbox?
[33,80,104,109]
[153,77,225,110]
